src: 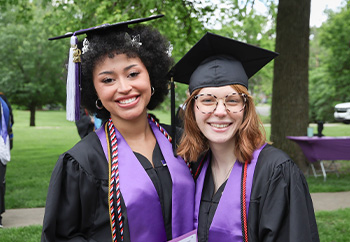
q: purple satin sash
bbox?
[194,143,267,242]
[0,98,9,143]
[96,119,195,241]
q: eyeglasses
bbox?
[194,92,247,114]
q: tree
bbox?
[0,2,67,126]
[211,0,278,103]
[308,27,335,123]
[318,2,350,104]
[270,0,311,171]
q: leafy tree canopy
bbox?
[309,1,350,122]
[211,0,278,103]
[0,1,67,126]
[319,2,350,103]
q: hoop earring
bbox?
[151,86,155,96]
[95,99,103,110]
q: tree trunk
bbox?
[271,0,311,172]
[30,105,36,126]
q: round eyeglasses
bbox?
[194,92,247,114]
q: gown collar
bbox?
[96,117,195,241]
[194,143,267,241]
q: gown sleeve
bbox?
[248,145,320,242]
[41,153,110,242]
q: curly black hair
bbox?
[80,25,173,121]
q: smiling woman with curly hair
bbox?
[81,25,172,121]
[42,16,195,242]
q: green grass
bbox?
[306,160,350,193]
[6,110,80,208]
[307,173,350,193]
[0,225,42,242]
[309,122,350,137]
[0,110,349,241]
[1,208,350,242]
[316,208,350,242]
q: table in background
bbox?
[286,136,350,181]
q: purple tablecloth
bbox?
[287,136,350,162]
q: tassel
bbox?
[66,35,81,121]
[75,45,81,121]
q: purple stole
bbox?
[96,119,194,242]
[194,143,267,241]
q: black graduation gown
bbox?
[195,144,320,242]
[41,131,173,242]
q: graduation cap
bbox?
[48,15,164,41]
[49,15,164,121]
[169,32,278,149]
[170,32,278,93]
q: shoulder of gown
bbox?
[65,131,108,179]
[248,144,320,242]
[41,131,111,242]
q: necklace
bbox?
[212,161,235,193]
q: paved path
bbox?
[311,191,350,211]
[1,192,350,228]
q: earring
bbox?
[151,86,155,96]
[95,99,103,110]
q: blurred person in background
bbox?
[0,92,14,228]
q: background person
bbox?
[42,15,194,242]
[172,32,319,242]
[175,89,190,129]
[75,107,94,139]
[0,92,14,228]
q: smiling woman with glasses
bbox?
[171,32,319,242]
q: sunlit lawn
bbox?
[6,110,80,208]
[0,109,349,241]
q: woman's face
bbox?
[93,53,152,122]
[194,85,245,145]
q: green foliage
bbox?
[309,67,336,122]
[309,2,350,122]
[319,4,350,103]
[212,0,278,102]
[0,2,67,113]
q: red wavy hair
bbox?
[177,84,266,163]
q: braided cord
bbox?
[107,115,178,241]
[240,161,249,242]
[148,114,172,143]
[148,114,193,175]
[107,119,123,241]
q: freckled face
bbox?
[194,85,244,145]
[93,53,152,122]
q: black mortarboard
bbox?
[170,32,278,93]
[48,15,164,121]
[48,15,164,40]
